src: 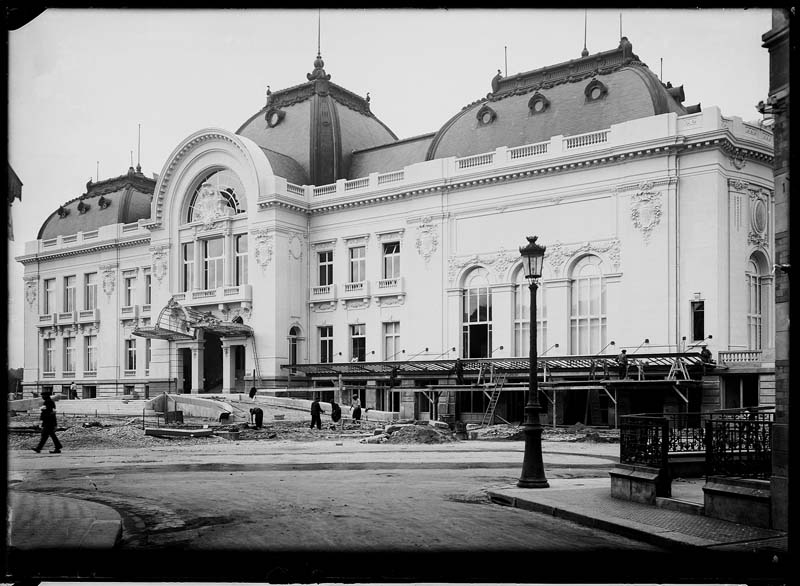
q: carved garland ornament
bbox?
[546,239,621,277]
[150,245,169,284]
[630,187,663,243]
[100,264,116,296]
[252,228,273,270]
[288,232,305,261]
[415,220,439,265]
[447,248,520,284]
[24,277,38,306]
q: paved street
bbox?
[8,438,680,581]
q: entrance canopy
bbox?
[133,297,253,341]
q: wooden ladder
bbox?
[249,336,263,387]
[480,373,507,426]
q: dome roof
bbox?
[236,54,398,185]
[427,37,691,161]
[38,166,155,240]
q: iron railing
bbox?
[619,414,669,469]
[705,408,773,479]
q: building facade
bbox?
[18,38,776,420]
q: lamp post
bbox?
[518,235,549,488]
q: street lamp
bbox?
[518,235,549,488]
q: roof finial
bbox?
[317,8,321,56]
[136,123,142,173]
[581,9,589,57]
[307,9,331,81]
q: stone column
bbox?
[191,329,205,394]
[221,341,237,394]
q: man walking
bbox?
[33,391,62,454]
[310,396,324,430]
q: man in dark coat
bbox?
[310,397,324,430]
[330,399,342,426]
[33,391,62,454]
[617,349,629,380]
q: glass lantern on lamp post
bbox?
[518,235,549,488]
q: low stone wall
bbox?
[153,394,234,422]
[703,476,772,528]
[610,463,671,504]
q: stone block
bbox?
[703,476,771,528]
[609,463,664,504]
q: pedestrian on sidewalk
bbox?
[351,394,362,424]
[69,381,80,399]
[250,407,264,428]
[33,391,62,454]
[310,397,324,430]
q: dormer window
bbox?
[266,108,285,128]
[476,105,497,126]
[528,92,551,115]
[585,79,608,102]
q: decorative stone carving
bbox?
[630,187,663,243]
[730,179,749,191]
[415,221,439,265]
[342,299,370,310]
[100,266,116,296]
[221,306,251,322]
[24,278,37,306]
[376,295,405,307]
[546,239,621,277]
[310,239,336,251]
[730,153,747,170]
[288,232,304,261]
[311,302,336,313]
[253,228,273,270]
[192,181,233,230]
[150,245,168,284]
[376,229,405,243]
[747,231,769,248]
[447,249,519,284]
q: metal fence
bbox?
[705,408,774,479]
[620,408,774,479]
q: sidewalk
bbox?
[7,491,122,550]
[487,478,788,554]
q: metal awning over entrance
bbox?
[133,297,253,341]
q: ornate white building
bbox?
[18,38,775,423]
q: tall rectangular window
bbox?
[143,269,152,305]
[84,273,97,310]
[319,326,333,363]
[383,322,400,360]
[125,339,137,370]
[63,336,75,372]
[691,301,705,341]
[203,237,224,289]
[383,242,400,279]
[235,234,248,285]
[43,338,55,372]
[145,338,152,371]
[63,275,76,312]
[85,335,97,371]
[349,246,366,283]
[181,242,194,292]
[124,275,137,307]
[43,278,55,314]
[515,279,547,356]
[350,324,366,362]
[318,250,334,286]
[569,256,607,355]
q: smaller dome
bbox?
[38,167,155,240]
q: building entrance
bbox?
[203,331,223,392]
[180,348,192,393]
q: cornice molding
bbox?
[17,237,151,265]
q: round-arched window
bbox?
[569,255,607,354]
[187,169,246,224]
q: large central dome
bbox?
[236,53,398,186]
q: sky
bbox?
[6,7,773,368]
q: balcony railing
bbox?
[376,276,404,296]
[120,305,139,317]
[124,369,136,377]
[84,370,97,377]
[456,152,494,170]
[180,284,253,307]
[38,313,55,327]
[57,311,76,324]
[78,308,99,323]
[718,350,763,364]
[563,129,610,150]
[310,284,336,303]
[343,281,369,297]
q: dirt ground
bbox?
[7,411,618,451]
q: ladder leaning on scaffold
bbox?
[249,336,263,388]
[480,372,508,426]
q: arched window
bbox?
[746,257,765,350]
[514,266,547,356]
[288,326,300,365]
[462,268,492,358]
[569,255,607,355]
[187,169,246,223]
